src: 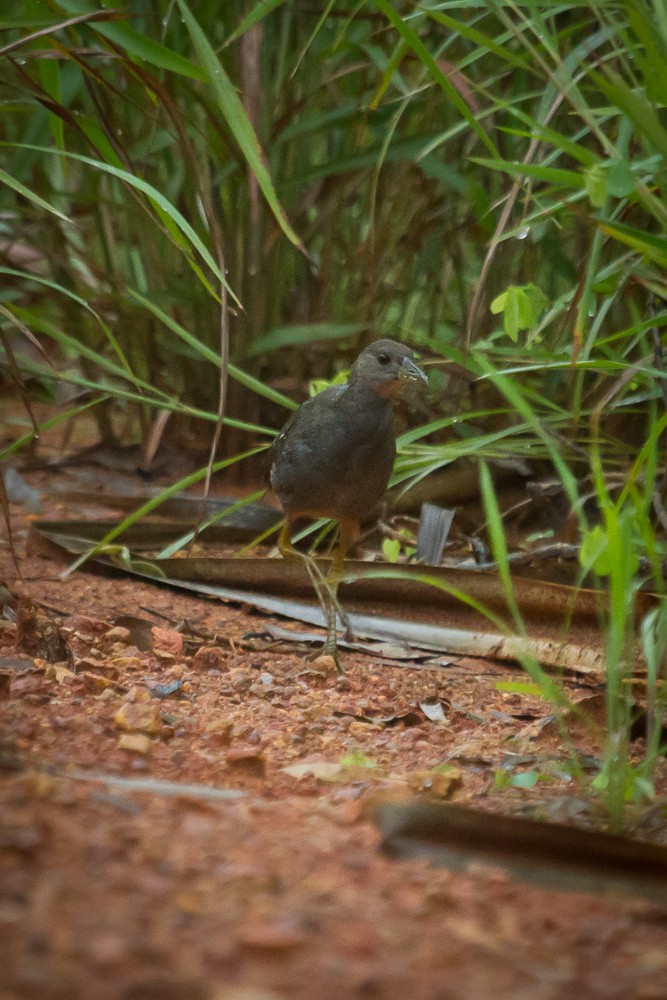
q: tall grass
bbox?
[1,0,667,826]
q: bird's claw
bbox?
[305,641,345,673]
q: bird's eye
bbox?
[377,352,390,365]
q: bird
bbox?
[267,338,428,668]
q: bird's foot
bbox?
[305,638,344,673]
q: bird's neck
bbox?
[338,380,394,425]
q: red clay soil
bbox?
[2,483,667,1000]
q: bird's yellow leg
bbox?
[279,520,345,671]
[326,518,358,643]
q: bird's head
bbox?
[349,339,428,397]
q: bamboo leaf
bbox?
[0,167,71,222]
[54,0,205,80]
[370,0,498,156]
[0,141,239,302]
[472,157,585,189]
[176,0,304,251]
[248,323,367,356]
[593,67,667,163]
[598,220,667,267]
[223,0,287,47]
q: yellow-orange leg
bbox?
[304,517,359,664]
[279,520,348,671]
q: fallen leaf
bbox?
[149,679,184,699]
[419,697,448,723]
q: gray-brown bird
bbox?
[268,339,428,667]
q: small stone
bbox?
[75,656,118,674]
[44,662,77,684]
[83,672,116,692]
[225,747,266,777]
[104,626,131,643]
[115,702,163,736]
[237,917,306,951]
[192,645,228,672]
[151,626,183,655]
[110,656,142,672]
[117,732,152,754]
[204,719,233,747]
[125,686,152,703]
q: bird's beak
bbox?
[398,356,428,385]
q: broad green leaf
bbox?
[339,750,376,768]
[382,538,401,563]
[309,372,348,397]
[490,291,508,315]
[508,771,540,789]
[490,284,548,340]
[504,287,521,341]
[605,159,635,198]
[176,0,303,251]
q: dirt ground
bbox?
[2,471,667,1000]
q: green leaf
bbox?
[598,220,667,268]
[382,538,401,563]
[508,771,540,789]
[495,681,545,697]
[472,157,585,190]
[223,0,287,47]
[584,163,607,208]
[0,167,71,222]
[490,284,548,340]
[605,159,635,198]
[54,0,205,80]
[579,524,611,576]
[504,287,521,341]
[370,0,498,156]
[490,291,508,315]
[309,371,349,397]
[340,750,376,768]
[176,0,303,251]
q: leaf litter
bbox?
[1,480,667,998]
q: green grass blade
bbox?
[176,0,304,251]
